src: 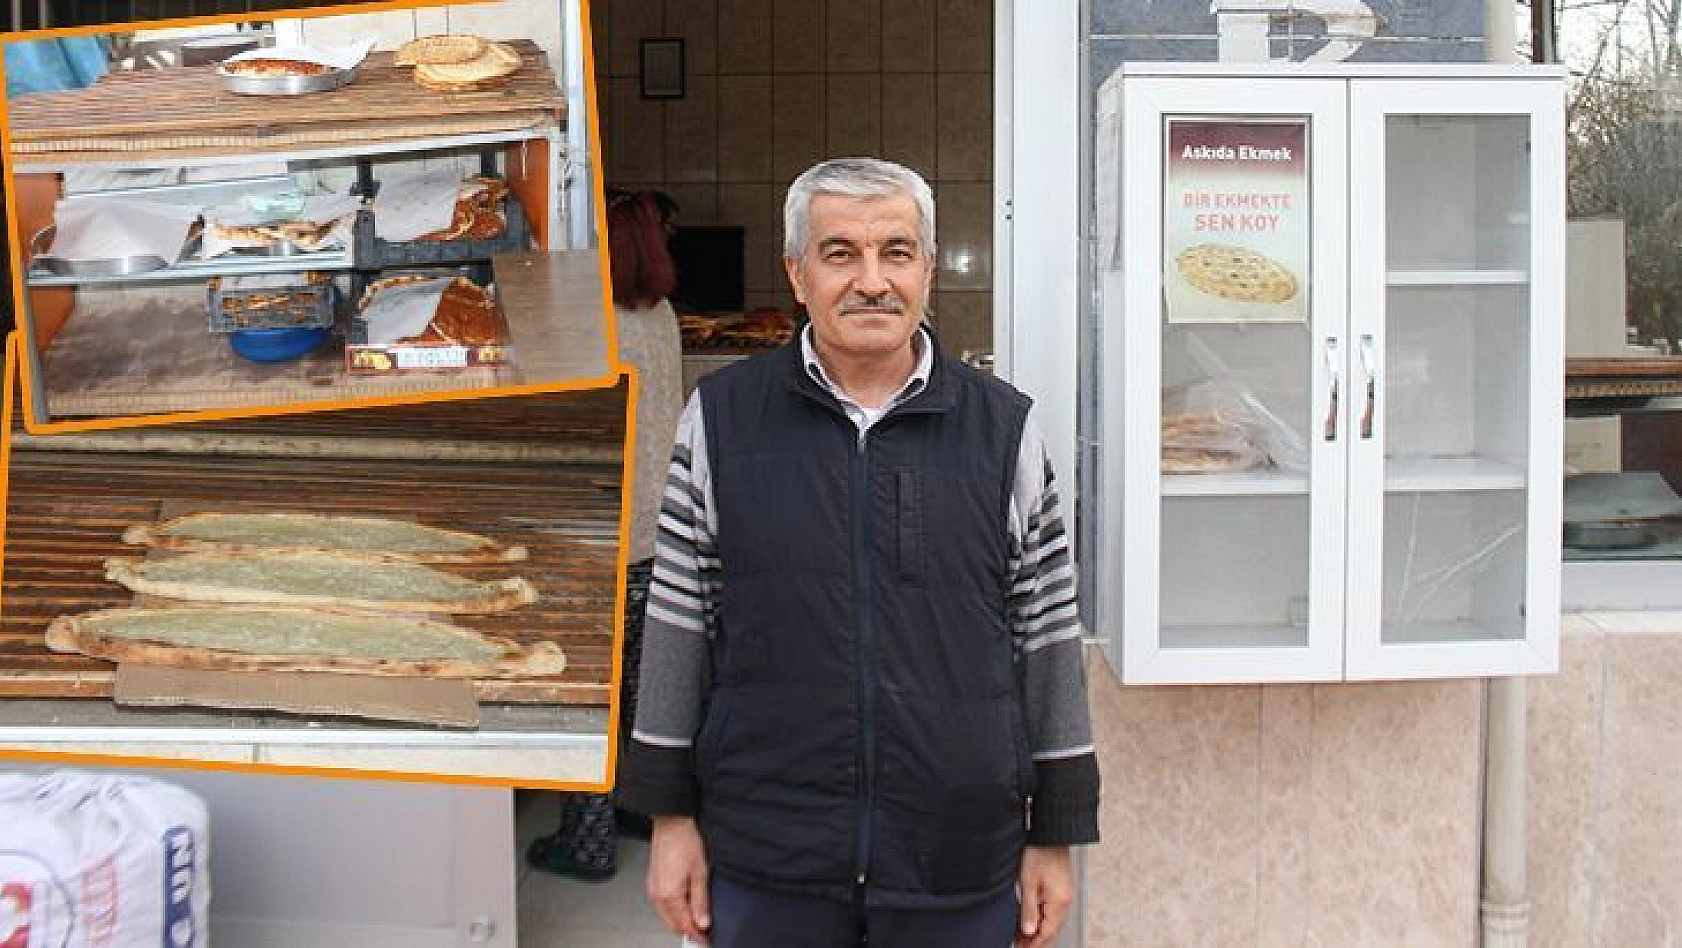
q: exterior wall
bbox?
[1084,651,1484,945]
[1530,613,1682,947]
[589,0,996,356]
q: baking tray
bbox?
[28,223,182,277]
[216,63,358,96]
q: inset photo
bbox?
[2,0,610,430]
[0,348,630,788]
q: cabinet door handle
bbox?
[1323,337,1340,442]
[1359,334,1378,441]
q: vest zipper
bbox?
[853,426,876,890]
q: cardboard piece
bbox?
[115,663,480,728]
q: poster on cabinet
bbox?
[1163,117,1309,324]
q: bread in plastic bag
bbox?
[1162,379,1308,475]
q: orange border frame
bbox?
[0,0,628,435]
[0,0,640,793]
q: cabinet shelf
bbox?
[1161,624,1308,650]
[31,251,610,420]
[1380,620,1524,646]
[26,247,355,287]
[1386,269,1528,287]
[1162,471,1309,496]
[1383,457,1527,491]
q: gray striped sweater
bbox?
[620,329,1099,845]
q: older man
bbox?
[619,157,1098,948]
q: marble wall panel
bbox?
[1256,686,1314,948]
[1527,630,1606,948]
[1597,634,1682,946]
[1086,655,1263,947]
[1301,681,1482,947]
[1083,659,1483,947]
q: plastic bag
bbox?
[1160,407,1268,473]
[1173,379,1309,475]
[0,771,210,948]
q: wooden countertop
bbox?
[7,42,565,163]
[2,388,626,707]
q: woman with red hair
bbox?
[528,190,682,881]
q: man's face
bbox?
[785,192,933,363]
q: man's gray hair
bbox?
[783,157,935,259]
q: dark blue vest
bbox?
[696,337,1034,909]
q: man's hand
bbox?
[1016,845,1074,948]
[647,815,711,945]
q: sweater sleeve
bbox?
[1009,414,1101,846]
[616,392,717,817]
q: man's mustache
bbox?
[841,297,905,314]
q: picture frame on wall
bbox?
[640,38,685,99]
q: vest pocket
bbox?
[896,470,923,583]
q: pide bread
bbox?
[413,41,521,92]
[220,58,333,77]
[393,33,488,67]
[1175,243,1298,304]
[104,551,538,614]
[415,178,509,242]
[359,274,504,347]
[124,512,529,563]
[46,605,565,678]
[211,217,337,250]
[1160,413,1264,474]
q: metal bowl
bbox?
[216,63,357,96]
[29,225,172,277]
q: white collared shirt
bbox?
[800,324,934,433]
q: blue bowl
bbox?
[228,327,331,363]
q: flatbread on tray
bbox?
[124,512,528,563]
[46,605,564,678]
[105,552,537,614]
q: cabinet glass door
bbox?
[1117,77,1347,683]
[1345,80,1563,678]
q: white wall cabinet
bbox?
[1092,64,1565,683]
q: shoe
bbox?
[525,835,617,882]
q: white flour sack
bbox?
[0,772,209,948]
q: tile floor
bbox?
[516,791,675,947]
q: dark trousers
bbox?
[709,875,1019,948]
